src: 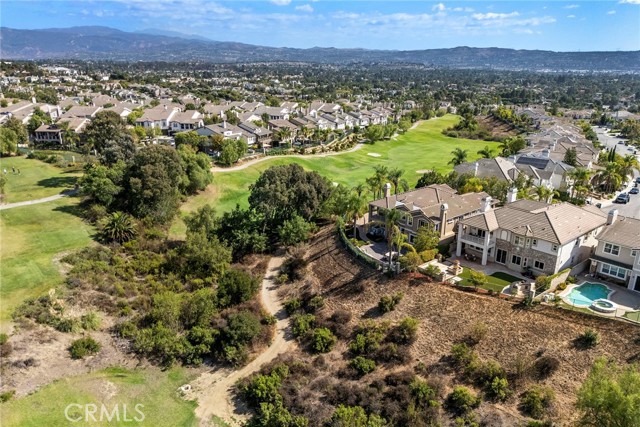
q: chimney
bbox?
[383,183,392,199]
[474,162,479,177]
[542,149,550,159]
[481,196,493,212]
[507,187,518,203]
[439,203,449,238]
[607,209,619,225]
[222,121,227,129]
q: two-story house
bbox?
[169,111,204,134]
[456,199,607,274]
[367,184,493,245]
[590,210,640,292]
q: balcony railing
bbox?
[461,234,494,247]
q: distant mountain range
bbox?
[1,26,639,72]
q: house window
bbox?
[600,263,627,279]
[514,236,523,246]
[409,234,415,243]
[496,249,507,264]
[418,220,426,228]
[407,216,413,226]
[552,244,558,252]
[512,255,522,266]
[632,250,637,257]
[532,239,538,247]
[534,260,545,270]
[604,243,620,256]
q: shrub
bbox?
[534,356,560,380]
[446,386,480,415]
[474,360,506,388]
[217,269,260,308]
[0,390,15,403]
[399,252,422,272]
[422,264,441,280]
[451,343,477,368]
[566,275,578,284]
[284,298,302,315]
[306,295,325,313]
[349,322,387,355]
[311,328,337,353]
[489,377,511,401]
[0,333,7,345]
[556,282,567,291]
[419,249,438,263]
[241,367,288,407]
[292,314,315,338]
[520,386,555,419]
[410,378,438,408]
[378,292,404,314]
[467,321,488,345]
[80,312,101,331]
[55,317,81,333]
[577,329,599,349]
[262,315,277,326]
[68,337,101,359]
[535,275,551,293]
[350,356,376,376]
[389,317,418,344]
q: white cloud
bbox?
[472,12,520,20]
[295,4,313,12]
[452,7,474,12]
[270,0,291,5]
[432,3,446,12]
[607,10,617,14]
[567,14,576,18]
[564,4,579,9]
[619,0,640,4]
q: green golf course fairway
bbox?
[171,115,500,236]
[0,367,197,427]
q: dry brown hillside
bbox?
[270,227,640,426]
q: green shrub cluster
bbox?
[520,386,555,419]
[349,356,376,377]
[378,292,404,314]
[69,337,101,359]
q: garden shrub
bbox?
[520,386,555,419]
[292,314,315,338]
[69,337,101,359]
[556,282,567,291]
[489,377,511,401]
[419,249,438,263]
[422,264,441,280]
[446,386,481,415]
[577,329,599,349]
[399,252,422,272]
[350,356,376,376]
[284,298,302,315]
[378,292,404,314]
[311,328,337,353]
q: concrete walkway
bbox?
[0,189,77,211]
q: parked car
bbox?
[615,193,630,204]
[630,188,639,195]
[635,177,640,184]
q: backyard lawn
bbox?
[0,198,94,327]
[170,115,500,237]
[0,367,197,427]
[457,269,522,293]
[0,155,82,204]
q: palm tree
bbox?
[534,185,553,203]
[448,148,468,166]
[379,208,405,271]
[100,211,137,243]
[274,127,293,146]
[618,154,639,180]
[477,146,494,159]
[596,162,623,193]
[353,183,366,198]
[346,192,368,237]
[387,168,408,195]
[58,121,79,149]
[567,167,592,198]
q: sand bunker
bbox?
[367,153,382,157]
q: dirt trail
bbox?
[187,254,292,426]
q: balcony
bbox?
[460,234,494,248]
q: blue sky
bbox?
[2,1,639,51]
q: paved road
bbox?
[0,189,77,211]
[592,126,640,219]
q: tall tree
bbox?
[563,147,579,167]
[448,148,469,166]
[3,117,28,145]
[83,110,132,156]
[387,168,408,195]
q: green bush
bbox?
[489,377,511,401]
[68,337,101,359]
[399,252,422,272]
[578,329,599,349]
[0,333,8,345]
[349,322,387,355]
[451,343,477,368]
[419,249,438,263]
[0,390,15,403]
[378,292,404,314]
[311,328,337,353]
[467,321,488,345]
[556,282,567,291]
[292,314,315,338]
[410,378,439,408]
[306,295,325,313]
[284,298,302,315]
[55,317,81,333]
[80,312,101,330]
[350,356,376,376]
[422,264,441,280]
[389,317,419,344]
[217,269,260,308]
[446,386,480,415]
[520,386,555,419]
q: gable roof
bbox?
[597,216,640,249]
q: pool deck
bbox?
[560,278,640,316]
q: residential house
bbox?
[34,117,88,146]
[239,121,272,146]
[169,111,204,134]
[456,199,607,274]
[196,122,254,145]
[135,105,179,131]
[61,105,102,119]
[367,184,494,245]
[590,211,640,292]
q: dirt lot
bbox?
[278,227,640,426]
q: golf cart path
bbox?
[0,190,77,210]
[211,143,364,172]
[186,254,292,426]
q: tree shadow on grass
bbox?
[52,202,88,222]
[37,176,78,188]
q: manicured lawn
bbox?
[0,156,82,203]
[0,367,197,427]
[171,115,500,236]
[0,198,94,327]
[457,269,522,293]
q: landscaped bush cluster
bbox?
[68,337,101,359]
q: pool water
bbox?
[565,283,611,306]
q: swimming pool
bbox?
[565,282,612,307]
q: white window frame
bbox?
[407,216,413,226]
[534,260,545,270]
[418,220,426,228]
[632,250,637,257]
[600,263,627,279]
[514,236,523,246]
[604,243,620,256]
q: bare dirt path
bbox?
[0,189,77,210]
[210,143,364,173]
[186,254,292,426]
